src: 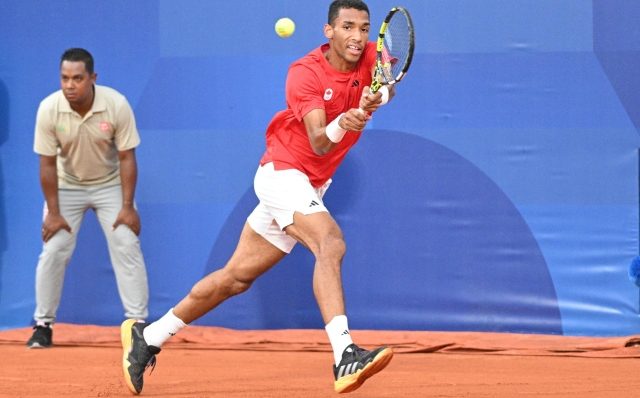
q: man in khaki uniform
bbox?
[28,48,149,348]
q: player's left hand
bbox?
[340,108,370,132]
[113,207,141,236]
[359,85,395,113]
[359,86,381,112]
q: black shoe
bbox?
[121,319,161,395]
[333,343,394,393]
[26,323,52,349]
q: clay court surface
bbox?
[2,324,640,397]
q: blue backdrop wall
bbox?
[1,0,639,336]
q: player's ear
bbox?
[324,24,333,39]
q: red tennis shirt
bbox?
[259,42,377,187]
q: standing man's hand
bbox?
[41,213,72,242]
[113,206,141,236]
[117,148,141,236]
[39,154,71,243]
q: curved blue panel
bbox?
[199,131,561,334]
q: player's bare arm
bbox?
[113,148,141,235]
[39,155,71,242]
[303,108,368,156]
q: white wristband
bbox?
[379,85,389,105]
[325,113,347,143]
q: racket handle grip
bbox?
[358,85,375,114]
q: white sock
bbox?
[325,315,354,365]
[142,308,187,348]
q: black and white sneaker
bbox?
[26,323,52,349]
[333,343,394,393]
[121,319,161,395]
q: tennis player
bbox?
[122,0,395,394]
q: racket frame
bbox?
[370,6,415,93]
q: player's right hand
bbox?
[41,213,72,242]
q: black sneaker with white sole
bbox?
[121,319,161,395]
[333,343,394,393]
[26,323,52,349]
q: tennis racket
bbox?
[370,6,415,93]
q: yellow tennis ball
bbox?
[275,18,295,38]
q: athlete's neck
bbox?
[324,50,357,73]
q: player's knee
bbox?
[317,235,346,262]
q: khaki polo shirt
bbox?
[33,85,140,187]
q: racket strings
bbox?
[380,13,411,82]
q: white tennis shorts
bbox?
[247,162,331,253]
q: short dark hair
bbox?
[328,0,370,26]
[60,48,94,75]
